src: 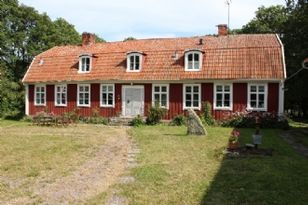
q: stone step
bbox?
[109,117,133,126]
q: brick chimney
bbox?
[217,24,228,36]
[82,32,96,46]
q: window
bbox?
[79,55,91,73]
[55,85,67,106]
[185,51,202,71]
[127,53,142,72]
[101,84,114,107]
[183,84,201,109]
[34,85,46,106]
[214,84,232,110]
[77,84,90,107]
[248,84,268,111]
[152,84,169,108]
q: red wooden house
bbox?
[22,25,286,120]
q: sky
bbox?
[19,0,285,41]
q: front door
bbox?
[123,86,144,117]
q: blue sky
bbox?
[19,0,285,41]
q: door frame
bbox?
[122,85,145,117]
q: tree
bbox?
[123,37,136,41]
[0,0,84,118]
[283,0,308,117]
[240,5,288,35]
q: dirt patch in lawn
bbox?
[2,125,132,205]
[280,130,308,157]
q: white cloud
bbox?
[19,0,285,41]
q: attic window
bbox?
[79,55,92,73]
[185,50,203,71]
[127,52,142,72]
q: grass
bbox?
[117,125,308,205]
[288,120,308,147]
[0,120,112,202]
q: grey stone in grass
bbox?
[106,195,128,205]
[186,108,207,136]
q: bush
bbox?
[202,101,215,125]
[220,111,289,129]
[170,115,186,126]
[130,115,145,127]
[146,104,167,125]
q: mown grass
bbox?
[118,125,308,205]
[0,120,111,202]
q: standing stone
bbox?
[187,108,207,136]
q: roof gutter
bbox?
[276,34,287,79]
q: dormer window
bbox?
[127,52,142,72]
[79,54,92,73]
[185,50,202,71]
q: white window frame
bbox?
[213,83,233,110]
[247,83,268,111]
[77,84,91,107]
[126,52,142,72]
[78,55,92,73]
[183,84,201,110]
[100,84,115,108]
[184,51,202,71]
[34,84,46,106]
[54,84,67,106]
[152,84,169,109]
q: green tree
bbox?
[240,5,288,34]
[0,0,84,118]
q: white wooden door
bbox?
[123,86,144,117]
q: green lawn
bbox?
[117,125,308,205]
[0,120,111,202]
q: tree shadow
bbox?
[200,128,308,205]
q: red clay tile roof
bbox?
[22,34,285,83]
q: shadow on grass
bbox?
[201,128,308,205]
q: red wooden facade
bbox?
[28,82,280,120]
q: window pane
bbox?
[108,86,113,92]
[193,100,199,107]
[186,101,191,107]
[108,93,113,105]
[251,94,256,100]
[258,101,264,108]
[216,85,222,92]
[154,94,160,103]
[161,86,167,92]
[188,62,193,70]
[135,63,140,70]
[194,61,199,69]
[84,86,89,92]
[79,86,84,92]
[251,101,257,108]
[84,99,89,104]
[193,94,199,101]
[154,86,160,92]
[188,54,193,61]
[224,85,230,92]
[186,86,191,93]
[216,100,222,107]
[224,93,230,101]
[186,94,191,101]
[250,86,257,92]
[224,99,230,107]
[217,93,222,101]
[258,86,265,92]
[102,86,107,92]
[194,53,199,61]
[102,93,107,104]
[193,86,199,92]
[161,94,167,103]
[85,93,89,99]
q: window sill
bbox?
[34,104,46,106]
[78,71,91,74]
[184,69,201,72]
[126,70,141,72]
[183,107,201,111]
[247,108,267,112]
[55,104,67,107]
[214,107,232,111]
[77,104,91,107]
[100,105,115,108]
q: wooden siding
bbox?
[268,83,279,113]
[28,82,280,120]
